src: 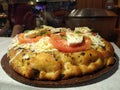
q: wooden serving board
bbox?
[1,54,118,88]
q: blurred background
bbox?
[0,0,120,47]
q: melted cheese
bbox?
[24,30,40,38]
[75,27,91,33]
[89,34,105,49]
[9,49,23,63]
[8,26,106,53]
[10,36,57,53]
[66,30,105,49]
[8,36,19,50]
[51,28,70,33]
[74,27,105,49]
[30,36,57,53]
[66,31,83,46]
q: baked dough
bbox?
[8,26,115,80]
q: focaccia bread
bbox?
[8,26,115,80]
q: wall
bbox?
[119,0,120,5]
[75,0,104,9]
[75,0,118,9]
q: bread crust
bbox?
[8,39,115,80]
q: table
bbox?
[0,37,120,90]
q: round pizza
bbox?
[8,25,115,80]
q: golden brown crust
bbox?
[8,39,115,80]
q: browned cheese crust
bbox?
[8,39,115,80]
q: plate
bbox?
[1,54,119,88]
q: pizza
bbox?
[8,25,115,80]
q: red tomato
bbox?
[50,34,91,53]
[18,33,41,43]
[60,32,66,35]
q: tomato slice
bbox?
[18,33,41,43]
[50,34,91,53]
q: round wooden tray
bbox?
[1,54,119,88]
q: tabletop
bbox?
[0,37,120,90]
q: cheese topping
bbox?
[75,27,91,33]
[74,27,105,49]
[51,28,70,33]
[66,31,83,46]
[30,36,57,53]
[9,49,23,63]
[24,30,40,38]
[89,34,105,49]
[8,26,105,53]
[8,36,19,50]
[9,36,57,53]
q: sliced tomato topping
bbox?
[60,32,66,36]
[50,34,91,53]
[18,33,41,43]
